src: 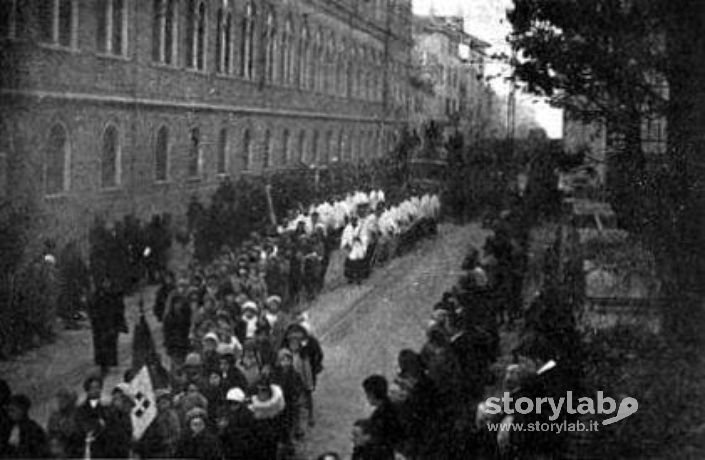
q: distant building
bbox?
[0,0,413,248]
[410,14,501,142]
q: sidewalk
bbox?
[0,287,162,425]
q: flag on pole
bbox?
[128,365,157,441]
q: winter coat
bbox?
[248,385,285,460]
[368,399,402,455]
[47,408,82,458]
[163,293,192,357]
[134,408,181,459]
[89,288,126,367]
[174,429,223,460]
[219,366,249,396]
[1,418,48,459]
[270,366,304,440]
[281,329,324,387]
[219,406,257,460]
[75,401,129,459]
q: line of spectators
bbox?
[349,224,526,459]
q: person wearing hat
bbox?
[215,313,240,352]
[263,295,287,350]
[176,382,209,430]
[236,339,263,394]
[163,279,194,370]
[201,332,220,375]
[75,375,129,459]
[271,348,304,446]
[174,407,222,460]
[108,384,134,459]
[1,394,48,458]
[248,379,285,460]
[282,323,323,431]
[88,277,128,377]
[135,388,181,459]
[216,347,248,399]
[182,352,205,387]
[219,388,256,460]
[190,295,219,348]
[247,266,268,307]
[236,301,261,343]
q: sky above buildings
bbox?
[412,0,563,138]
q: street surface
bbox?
[301,223,488,458]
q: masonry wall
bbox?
[0,0,412,251]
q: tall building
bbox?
[410,14,494,139]
[0,0,413,248]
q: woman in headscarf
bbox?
[174,408,222,460]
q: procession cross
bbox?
[133,391,152,418]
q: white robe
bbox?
[341,223,368,260]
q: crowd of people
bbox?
[342,206,567,459]
[0,186,443,459]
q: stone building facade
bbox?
[0,0,413,249]
[410,15,496,139]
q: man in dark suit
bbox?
[361,375,401,459]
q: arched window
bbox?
[217,128,228,175]
[45,124,69,195]
[282,129,290,164]
[216,7,232,73]
[242,129,251,171]
[186,0,206,70]
[188,127,200,178]
[101,124,120,188]
[153,0,177,64]
[311,130,319,164]
[154,125,169,181]
[241,0,256,79]
[264,7,276,83]
[281,17,293,85]
[297,130,305,163]
[323,130,332,164]
[262,129,271,169]
[298,22,309,89]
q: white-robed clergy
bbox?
[340,215,370,283]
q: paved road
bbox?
[300,223,488,458]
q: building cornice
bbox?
[0,88,407,124]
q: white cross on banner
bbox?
[128,366,157,441]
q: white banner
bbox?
[128,366,157,440]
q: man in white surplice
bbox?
[340,214,370,283]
